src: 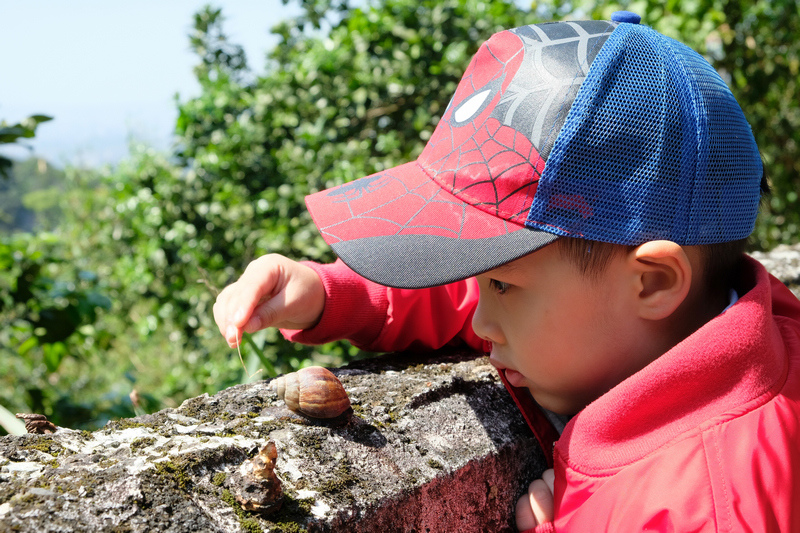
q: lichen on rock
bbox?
[0,351,541,532]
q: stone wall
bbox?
[2,244,799,533]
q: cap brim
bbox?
[305,161,558,288]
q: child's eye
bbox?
[489,279,510,294]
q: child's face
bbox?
[474,242,645,415]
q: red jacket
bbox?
[283,256,800,532]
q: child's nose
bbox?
[471,297,505,346]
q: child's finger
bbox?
[542,468,555,494]
[527,478,554,525]
[244,291,289,331]
[219,260,284,337]
[212,292,237,344]
[515,491,538,531]
[224,325,239,347]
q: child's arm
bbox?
[214,255,484,353]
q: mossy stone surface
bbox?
[1,350,542,532]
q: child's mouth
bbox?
[489,354,526,388]
[503,368,527,387]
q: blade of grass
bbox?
[236,331,277,378]
[0,403,27,435]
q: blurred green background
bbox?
[2,0,798,434]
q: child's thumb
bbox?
[245,297,284,331]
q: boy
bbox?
[214,12,800,531]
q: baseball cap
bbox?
[304,11,763,288]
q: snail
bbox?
[227,440,283,514]
[270,366,351,420]
[16,413,57,434]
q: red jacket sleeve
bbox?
[281,259,486,353]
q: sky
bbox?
[1,1,301,167]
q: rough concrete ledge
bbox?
[2,244,799,533]
[749,243,800,298]
[0,351,544,533]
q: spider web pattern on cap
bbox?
[308,21,616,243]
[419,20,617,224]
[304,21,618,287]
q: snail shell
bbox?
[270,366,351,419]
[15,413,56,434]
[229,440,283,514]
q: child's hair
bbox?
[555,237,746,300]
[557,170,772,298]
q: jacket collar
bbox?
[555,256,791,472]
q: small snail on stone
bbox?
[270,366,351,420]
[16,413,57,434]
[227,440,283,514]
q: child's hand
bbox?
[515,469,555,531]
[213,254,325,347]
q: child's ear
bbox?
[630,240,693,320]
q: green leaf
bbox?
[0,403,26,436]
[27,115,53,124]
[42,342,68,373]
[18,336,38,357]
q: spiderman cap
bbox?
[304,12,762,288]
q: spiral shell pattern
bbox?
[270,366,351,419]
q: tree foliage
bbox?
[1,0,798,431]
[0,158,66,233]
[0,115,52,181]
[586,0,800,246]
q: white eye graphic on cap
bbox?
[453,88,492,124]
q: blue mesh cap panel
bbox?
[526,23,762,245]
[679,46,762,243]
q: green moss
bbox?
[266,494,312,533]
[252,420,283,439]
[318,459,359,496]
[178,396,206,418]
[153,446,245,494]
[426,459,443,470]
[178,396,233,424]
[154,460,192,491]
[221,489,263,533]
[21,437,63,457]
[212,472,227,486]
[241,519,263,533]
[294,498,313,515]
[220,488,237,506]
[294,432,324,452]
[129,437,156,454]
[108,420,150,431]
[271,523,307,533]
[228,418,258,435]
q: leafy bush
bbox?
[2,0,798,432]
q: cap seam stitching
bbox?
[655,28,701,245]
